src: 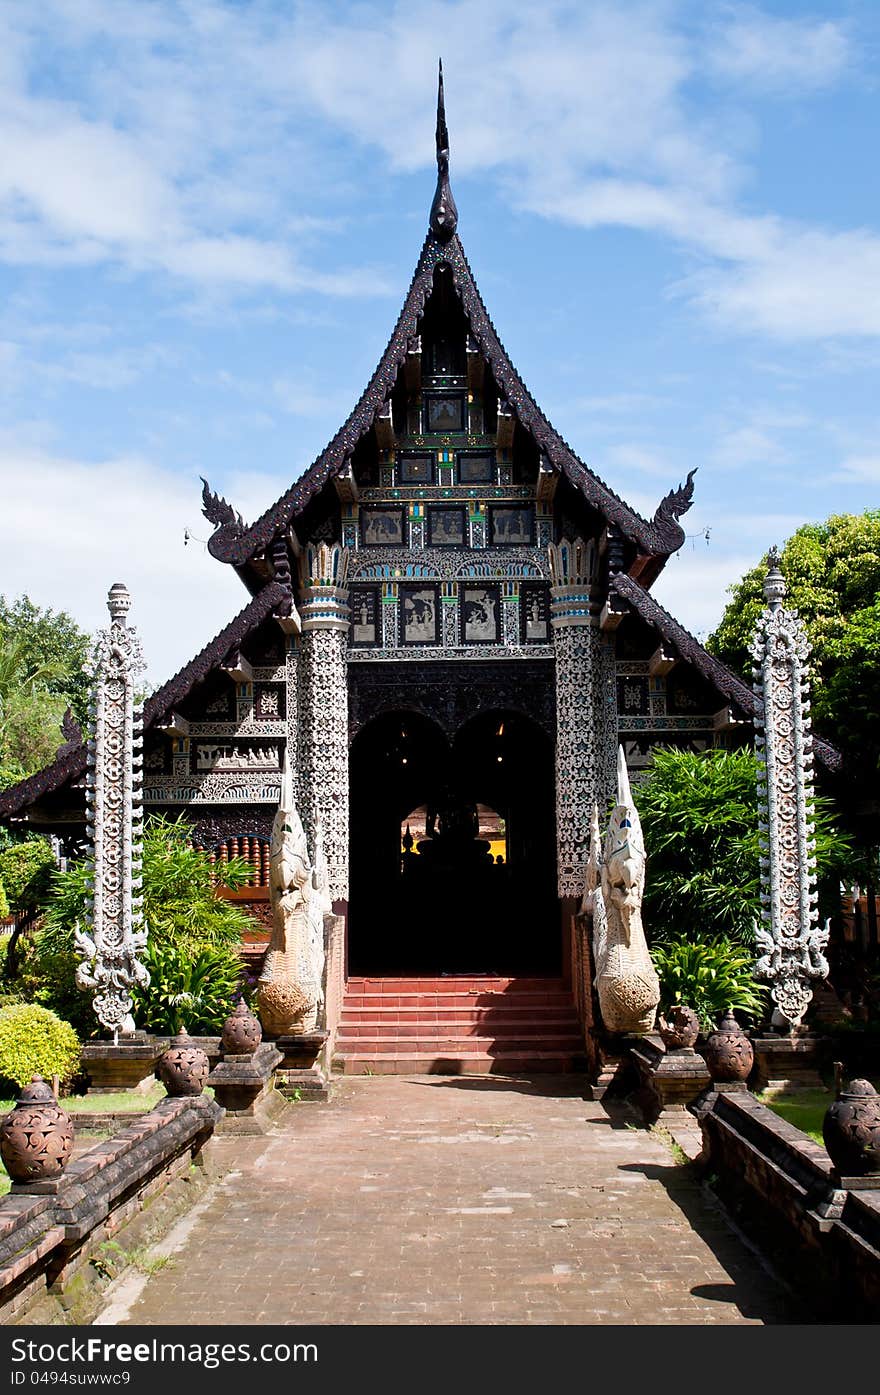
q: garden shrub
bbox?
[650,933,768,1034]
[131,940,245,1035]
[12,818,255,1037]
[634,747,847,945]
[0,1003,80,1088]
[0,882,8,921]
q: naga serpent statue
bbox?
[257,757,326,1035]
[587,747,660,1035]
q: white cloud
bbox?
[0,444,250,683]
[705,6,850,92]
[0,0,871,342]
[651,550,754,639]
[831,454,880,484]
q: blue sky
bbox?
[1,0,879,682]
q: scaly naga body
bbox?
[590,748,660,1035]
[257,758,325,1035]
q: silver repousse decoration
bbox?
[299,542,351,902]
[751,549,829,1029]
[75,583,150,1041]
[548,538,617,896]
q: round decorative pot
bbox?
[0,1076,74,1183]
[221,1000,263,1056]
[157,1033,210,1096]
[823,1079,880,1177]
[658,1004,700,1052]
[701,1011,754,1083]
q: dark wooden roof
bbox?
[203,229,696,577]
[0,580,291,821]
[610,572,843,773]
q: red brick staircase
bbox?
[334,976,585,1075]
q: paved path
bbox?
[100,1076,803,1326]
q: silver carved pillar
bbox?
[752,549,829,1029]
[75,583,150,1041]
[299,543,351,904]
[549,538,605,898]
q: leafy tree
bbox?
[635,747,848,946]
[0,597,90,779]
[0,839,55,911]
[707,511,880,801]
[0,596,90,723]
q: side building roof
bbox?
[0,580,292,823]
[609,572,842,773]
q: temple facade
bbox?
[3,73,831,985]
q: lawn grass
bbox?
[757,1087,831,1146]
[0,1083,164,1115]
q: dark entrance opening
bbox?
[348,709,558,975]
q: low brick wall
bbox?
[697,1089,880,1320]
[0,1094,223,1326]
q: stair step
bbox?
[336,1037,583,1054]
[340,1007,577,1022]
[336,976,583,1077]
[345,977,565,994]
[348,994,572,1010]
[337,1051,581,1076]
[337,1021,580,1039]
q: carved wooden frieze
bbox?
[348,659,555,743]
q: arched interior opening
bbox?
[348,708,558,975]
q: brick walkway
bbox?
[99,1076,804,1326]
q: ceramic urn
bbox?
[0,1076,74,1183]
[658,1004,700,1052]
[157,1032,210,1097]
[823,1078,880,1177]
[221,1000,263,1057]
[701,1011,754,1083]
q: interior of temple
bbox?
[348,709,558,974]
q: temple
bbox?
[0,70,840,1052]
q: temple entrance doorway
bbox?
[348,709,558,975]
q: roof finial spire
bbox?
[429,58,458,243]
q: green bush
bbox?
[651,934,769,1034]
[635,747,847,945]
[0,1003,80,1088]
[38,816,253,959]
[0,882,8,921]
[131,940,245,1035]
[16,818,254,1037]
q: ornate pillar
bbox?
[752,549,829,1028]
[284,631,301,808]
[76,583,149,1040]
[298,543,351,903]
[549,538,604,898]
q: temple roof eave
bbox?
[204,232,696,573]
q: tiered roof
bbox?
[201,66,697,587]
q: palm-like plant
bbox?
[651,935,769,1034]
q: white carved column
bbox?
[751,549,829,1028]
[76,583,150,1040]
[549,538,603,898]
[299,543,351,903]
